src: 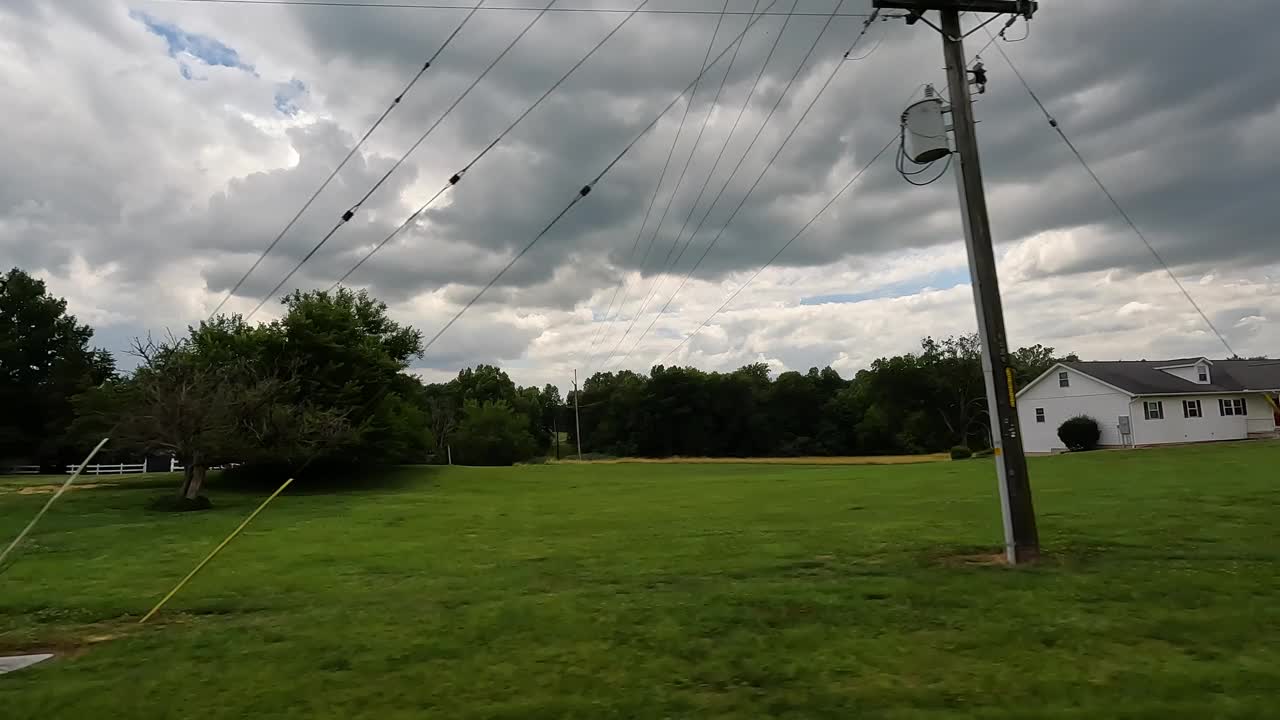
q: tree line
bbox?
[3,266,1080,494]
[567,335,1076,458]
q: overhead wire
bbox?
[151,0,873,17]
[659,135,895,365]
[592,0,802,373]
[207,0,483,318]
[982,28,1237,358]
[586,0,773,368]
[581,0,737,372]
[330,0,660,291]
[606,1,871,370]
[654,49,994,367]
[403,2,785,354]
[244,0,557,320]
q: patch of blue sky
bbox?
[273,78,308,116]
[800,267,969,306]
[131,11,256,77]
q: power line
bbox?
[583,0,758,372]
[150,0,873,17]
[660,134,895,365]
[984,30,1237,358]
[651,46,1047,368]
[207,0,483,318]
[607,2,869,370]
[244,0,556,320]
[406,3,785,354]
[330,0,658,290]
[592,0,801,373]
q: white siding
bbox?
[1246,393,1279,437]
[1016,367,1131,453]
[1129,394,1264,445]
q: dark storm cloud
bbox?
[2,0,1278,378]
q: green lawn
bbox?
[2,442,1279,718]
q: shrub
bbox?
[1057,415,1101,451]
[949,445,973,460]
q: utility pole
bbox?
[572,369,583,461]
[876,0,1040,564]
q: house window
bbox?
[1182,399,1202,418]
[1198,369,1208,382]
[1035,408,1045,423]
[1144,401,1164,420]
[1219,398,1248,416]
[1058,371,1070,388]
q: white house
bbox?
[1016,358,1280,453]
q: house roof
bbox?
[1060,359,1280,396]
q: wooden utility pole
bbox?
[573,369,583,461]
[875,0,1040,564]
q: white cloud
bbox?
[3,0,1277,393]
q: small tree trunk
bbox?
[184,465,208,500]
[178,463,194,498]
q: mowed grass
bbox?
[2,442,1279,719]
[553,453,950,465]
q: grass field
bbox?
[551,453,951,465]
[2,442,1279,718]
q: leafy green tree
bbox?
[266,288,425,463]
[0,268,114,464]
[1010,343,1079,388]
[451,400,537,466]
[454,365,517,406]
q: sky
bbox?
[2,0,1277,392]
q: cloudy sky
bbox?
[3,0,1277,390]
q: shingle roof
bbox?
[1062,359,1280,395]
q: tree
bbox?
[1010,343,1079,388]
[91,334,350,501]
[451,400,537,466]
[266,288,424,464]
[0,268,114,464]
[419,381,459,462]
[920,334,988,449]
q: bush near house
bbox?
[949,445,973,460]
[1058,415,1102,451]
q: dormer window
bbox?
[1155,359,1212,384]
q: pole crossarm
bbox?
[872,0,1035,15]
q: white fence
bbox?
[4,458,234,476]
[66,462,146,475]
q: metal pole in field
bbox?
[0,437,109,569]
[573,369,583,461]
[875,0,1040,564]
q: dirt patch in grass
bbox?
[11,483,117,495]
[932,550,1012,568]
[0,629,125,659]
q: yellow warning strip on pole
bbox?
[139,477,294,624]
[1263,392,1280,415]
